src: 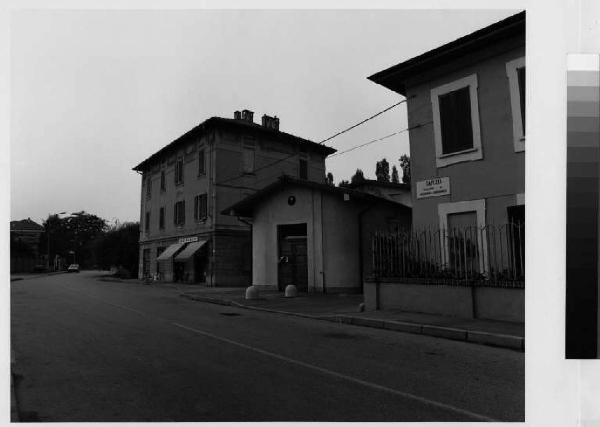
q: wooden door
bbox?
[277,224,308,292]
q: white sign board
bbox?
[416,177,450,199]
[178,236,199,244]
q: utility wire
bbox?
[215,121,431,187]
[318,99,409,145]
[328,121,432,158]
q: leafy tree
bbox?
[40,211,107,269]
[325,172,334,186]
[95,222,140,277]
[338,179,351,188]
[399,154,411,184]
[350,168,365,185]
[391,165,400,184]
[375,158,390,182]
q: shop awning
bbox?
[174,240,207,262]
[156,242,185,261]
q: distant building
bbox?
[10,218,44,273]
[365,12,525,322]
[345,179,412,208]
[223,175,411,293]
[132,110,336,285]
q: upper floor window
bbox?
[174,200,185,226]
[506,57,526,152]
[198,148,206,175]
[160,170,166,191]
[174,157,184,185]
[159,207,165,230]
[146,176,152,198]
[145,211,150,232]
[194,193,208,221]
[299,159,308,180]
[431,74,482,168]
[242,144,255,174]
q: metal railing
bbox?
[371,223,524,288]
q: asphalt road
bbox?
[10,271,524,422]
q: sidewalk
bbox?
[174,285,524,351]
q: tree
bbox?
[399,154,411,184]
[325,172,334,186]
[338,179,351,188]
[375,158,390,182]
[40,211,108,269]
[350,169,365,185]
[391,165,400,184]
[94,222,140,277]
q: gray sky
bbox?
[10,9,516,224]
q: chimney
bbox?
[234,110,241,120]
[241,109,254,123]
[261,114,280,131]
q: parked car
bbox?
[67,264,80,273]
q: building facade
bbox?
[364,12,525,322]
[133,110,335,286]
[224,176,411,293]
[369,12,525,276]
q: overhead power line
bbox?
[215,120,430,187]
[328,121,432,158]
[318,99,409,145]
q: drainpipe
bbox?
[321,191,326,294]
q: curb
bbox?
[180,293,524,351]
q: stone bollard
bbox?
[245,285,260,300]
[284,284,298,298]
[358,303,365,313]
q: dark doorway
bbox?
[142,249,151,277]
[277,223,308,292]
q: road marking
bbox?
[171,322,497,422]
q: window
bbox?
[160,170,166,191]
[159,207,165,229]
[174,200,185,226]
[431,74,482,167]
[506,57,526,151]
[145,211,150,232]
[194,193,208,221]
[242,146,255,174]
[198,149,206,175]
[174,157,184,185]
[146,177,152,198]
[299,159,308,180]
[438,199,487,274]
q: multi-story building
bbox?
[369,11,525,232]
[132,110,336,286]
[365,12,525,322]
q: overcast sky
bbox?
[10,8,517,224]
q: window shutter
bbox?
[194,195,199,220]
[517,67,525,130]
[182,200,185,224]
[439,87,473,154]
[243,147,255,173]
[299,159,308,180]
[198,150,205,175]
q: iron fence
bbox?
[371,223,524,288]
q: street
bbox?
[11,271,524,422]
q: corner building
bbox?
[133,110,335,286]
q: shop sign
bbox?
[178,236,199,244]
[416,177,450,199]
